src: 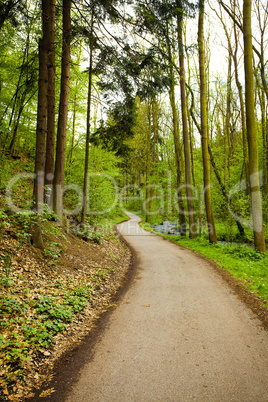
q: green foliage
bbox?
[0,210,9,231]
[43,242,64,264]
[0,279,93,388]
[93,269,106,281]
[0,335,30,370]
[0,274,13,287]
[224,244,266,261]
[76,223,104,244]
[0,297,24,316]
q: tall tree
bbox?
[198,0,217,243]
[177,1,196,238]
[44,0,56,205]
[53,0,71,222]
[166,26,186,234]
[243,0,266,252]
[32,0,51,249]
[81,13,94,224]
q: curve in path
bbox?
[65,212,268,401]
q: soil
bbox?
[0,222,132,401]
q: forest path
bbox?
[65,212,268,401]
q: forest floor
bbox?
[0,217,132,401]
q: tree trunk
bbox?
[243,0,266,252]
[67,87,78,179]
[32,0,51,249]
[53,0,71,223]
[81,17,94,224]
[167,36,186,234]
[44,0,55,205]
[8,101,24,153]
[198,0,217,243]
[145,103,151,223]
[177,7,196,238]
[232,3,249,192]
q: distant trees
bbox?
[0,0,267,250]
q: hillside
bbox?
[0,208,131,400]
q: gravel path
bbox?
[65,212,268,401]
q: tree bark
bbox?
[167,37,186,234]
[32,0,50,249]
[44,0,56,205]
[81,16,94,224]
[243,0,266,252]
[53,0,71,223]
[177,5,196,238]
[198,0,217,243]
[145,103,151,223]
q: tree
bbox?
[198,0,217,243]
[32,0,51,249]
[81,13,94,224]
[177,1,196,238]
[243,0,266,252]
[44,0,56,205]
[166,25,186,234]
[53,0,71,222]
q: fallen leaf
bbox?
[39,388,56,398]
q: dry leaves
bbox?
[0,224,131,401]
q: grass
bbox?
[139,220,268,308]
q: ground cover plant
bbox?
[0,216,131,400]
[0,164,130,399]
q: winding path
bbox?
[65,212,268,401]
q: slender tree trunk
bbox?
[53,0,71,223]
[233,14,249,193]
[243,0,266,252]
[254,63,268,194]
[198,0,217,243]
[67,88,78,178]
[167,36,186,233]
[8,102,24,153]
[145,103,151,223]
[81,17,94,224]
[266,106,268,194]
[177,8,196,238]
[32,0,50,249]
[44,0,55,205]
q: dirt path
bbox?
[64,212,268,401]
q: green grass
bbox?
[140,221,268,307]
